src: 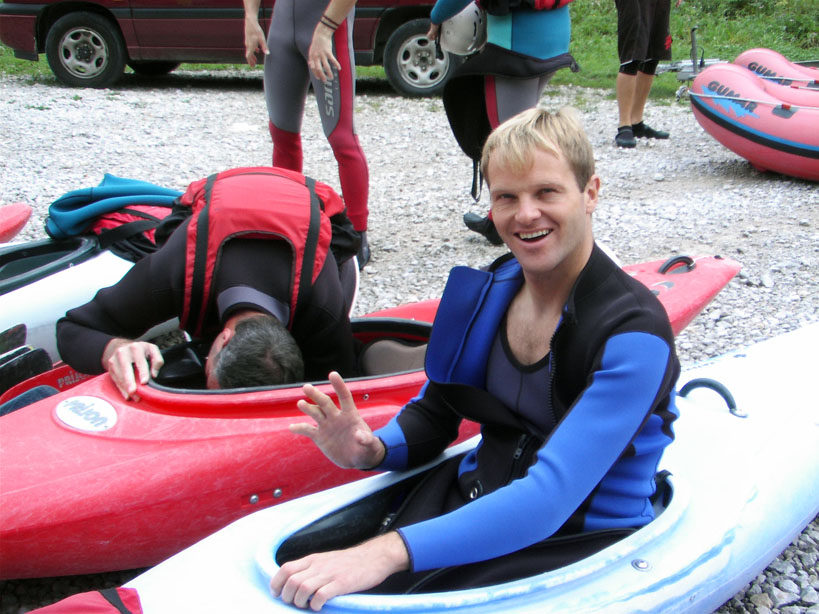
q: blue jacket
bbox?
[431,0,571,60]
[433,0,577,163]
[374,246,680,572]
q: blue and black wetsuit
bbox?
[370,245,680,591]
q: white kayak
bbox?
[0,237,176,363]
[125,323,819,614]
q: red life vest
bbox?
[29,588,142,613]
[177,167,345,336]
[88,204,176,261]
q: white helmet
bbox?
[439,2,487,56]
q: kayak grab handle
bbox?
[659,255,695,274]
[679,377,746,417]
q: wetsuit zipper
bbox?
[510,433,543,480]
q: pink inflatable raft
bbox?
[733,47,819,107]
[690,55,819,182]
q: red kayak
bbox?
[0,254,740,580]
[0,203,32,243]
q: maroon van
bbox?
[0,0,460,95]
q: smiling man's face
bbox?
[488,147,599,282]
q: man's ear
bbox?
[221,326,234,346]
[584,174,601,215]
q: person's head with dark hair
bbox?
[204,312,304,389]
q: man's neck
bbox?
[521,241,594,315]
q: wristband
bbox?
[320,14,341,31]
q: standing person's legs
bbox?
[614,0,645,147]
[616,71,637,128]
[631,0,672,138]
[311,13,369,236]
[296,2,370,265]
[629,63,668,139]
[487,73,552,127]
[265,0,310,170]
[630,70,654,124]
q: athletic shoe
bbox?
[463,212,503,246]
[632,121,669,139]
[615,126,636,148]
[357,231,370,269]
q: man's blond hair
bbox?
[480,106,595,191]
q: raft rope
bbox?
[689,91,819,111]
[755,75,819,87]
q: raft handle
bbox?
[659,255,696,274]
[679,377,746,417]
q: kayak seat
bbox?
[651,469,673,516]
[154,342,207,389]
[0,347,53,395]
[359,339,427,376]
[0,237,100,295]
[277,472,429,566]
[0,344,33,368]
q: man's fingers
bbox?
[327,371,355,410]
[289,422,319,439]
[299,386,338,418]
[245,33,268,66]
[278,567,336,611]
[272,559,315,604]
[106,342,163,401]
[296,398,326,421]
[323,57,340,81]
[301,382,344,420]
[321,64,333,83]
[133,356,153,386]
[293,576,323,610]
[109,355,137,400]
[113,377,132,401]
[149,351,165,377]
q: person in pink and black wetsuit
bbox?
[243,0,371,267]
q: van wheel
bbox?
[45,12,126,88]
[383,19,461,97]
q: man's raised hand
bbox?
[291,371,385,469]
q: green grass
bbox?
[2,0,816,97]
[0,42,387,85]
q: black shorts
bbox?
[615,0,672,65]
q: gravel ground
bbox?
[0,69,817,613]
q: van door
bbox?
[128,0,274,64]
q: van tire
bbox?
[45,12,126,88]
[383,19,461,97]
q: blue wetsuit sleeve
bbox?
[374,380,464,471]
[397,331,673,571]
[430,0,476,24]
[374,412,411,470]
